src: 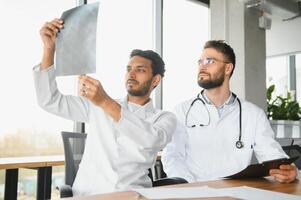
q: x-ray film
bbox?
[55,2,99,76]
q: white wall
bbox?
[266,17,301,57]
[210,0,267,110]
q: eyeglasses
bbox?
[197,57,229,66]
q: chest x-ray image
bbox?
[55,2,99,76]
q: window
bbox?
[87,0,152,99]
[162,0,209,110]
[85,0,153,132]
[0,1,76,157]
[266,53,301,103]
[266,56,289,98]
[296,53,301,103]
[0,1,76,199]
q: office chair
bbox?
[59,131,187,198]
[275,138,301,169]
[59,131,87,198]
[282,144,301,169]
[276,138,296,146]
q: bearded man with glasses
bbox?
[162,40,297,183]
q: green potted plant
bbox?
[267,85,301,138]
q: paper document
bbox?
[218,186,301,200]
[133,186,227,199]
[55,2,99,76]
[224,156,298,179]
[133,186,301,200]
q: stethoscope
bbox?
[185,90,244,149]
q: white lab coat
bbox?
[33,65,176,196]
[161,93,287,183]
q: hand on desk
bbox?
[269,164,297,183]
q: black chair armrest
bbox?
[57,184,73,198]
[153,177,188,187]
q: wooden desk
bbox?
[64,177,301,200]
[0,155,64,200]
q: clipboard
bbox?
[223,156,299,179]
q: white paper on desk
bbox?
[133,186,226,199]
[55,2,99,76]
[218,186,301,200]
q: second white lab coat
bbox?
[33,65,177,196]
[162,94,287,183]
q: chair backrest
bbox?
[61,131,87,186]
[282,144,301,169]
[276,138,295,146]
[276,138,301,146]
[275,138,301,169]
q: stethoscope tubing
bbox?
[185,90,243,149]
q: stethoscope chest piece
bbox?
[236,140,244,149]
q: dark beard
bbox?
[198,74,224,89]
[127,79,152,96]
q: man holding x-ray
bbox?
[162,40,297,183]
[33,18,177,196]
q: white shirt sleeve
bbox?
[114,107,176,151]
[161,106,196,182]
[33,64,90,122]
[253,109,288,162]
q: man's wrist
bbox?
[41,47,55,69]
[98,95,113,108]
[98,97,121,121]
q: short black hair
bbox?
[130,49,165,77]
[204,40,236,77]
